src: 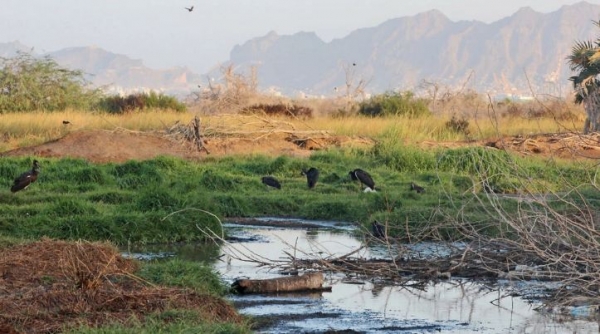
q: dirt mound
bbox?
[421,132,600,160]
[1,129,206,163]
[1,129,374,163]
[484,132,600,159]
[0,239,243,333]
[3,128,598,164]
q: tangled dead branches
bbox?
[166,115,210,154]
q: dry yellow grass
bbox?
[0,109,585,152]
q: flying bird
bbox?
[301,167,320,189]
[261,176,281,190]
[372,220,386,239]
[410,182,425,193]
[11,160,40,193]
[185,6,194,12]
[349,168,375,191]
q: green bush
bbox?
[0,52,101,112]
[97,91,186,114]
[358,91,430,117]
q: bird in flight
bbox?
[185,6,194,12]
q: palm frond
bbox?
[567,40,596,71]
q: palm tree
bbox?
[567,20,600,133]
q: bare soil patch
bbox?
[421,132,600,160]
[0,239,243,333]
[2,128,600,164]
[0,129,374,163]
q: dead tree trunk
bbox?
[192,116,210,154]
[582,88,600,134]
[231,272,330,294]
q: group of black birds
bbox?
[261,167,426,195]
[260,166,429,241]
[261,167,378,192]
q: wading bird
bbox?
[261,176,281,189]
[11,160,40,193]
[185,6,194,12]
[372,220,386,239]
[349,168,375,191]
[410,182,425,193]
[301,167,320,189]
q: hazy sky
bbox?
[2,0,599,73]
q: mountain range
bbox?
[229,1,600,97]
[2,1,600,98]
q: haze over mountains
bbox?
[2,1,600,98]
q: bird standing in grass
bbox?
[349,168,375,192]
[410,182,425,193]
[11,160,40,193]
[301,167,320,189]
[261,176,281,190]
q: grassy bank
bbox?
[1,143,596,243]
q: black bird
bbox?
[11,160,40,193]
[185,6,194,12]
[372,220,386,239]
[349,168,375,191]
[261,176,281,189]
[301,167,320,189]
[410,182,425,193]
[62,120,71,125]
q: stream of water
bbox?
[125,218,600,333]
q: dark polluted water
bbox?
[124,218,600,334]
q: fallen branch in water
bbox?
[231,272,331,294]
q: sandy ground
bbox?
[2,128,600,163]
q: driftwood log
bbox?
[231,272,331,294]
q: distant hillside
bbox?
[227,1,600,97]
[0,42,201,96]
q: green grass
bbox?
[138,259,229,295]
[0,143,596,243]
[63,310,251,334]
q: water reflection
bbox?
[124,221,600,333]
[216,224,599,333]
[123,241,220,262]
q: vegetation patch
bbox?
[98,91,187,114]
[358,91,430,117]
[241,103,313,118]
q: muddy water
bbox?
[125,218,600,333]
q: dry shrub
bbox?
[0,238,242,333]
[241,103,313,119]
[445,114,470,135]
[418,81,487,116]
[189,64,262,115]
[497,99,584,121]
